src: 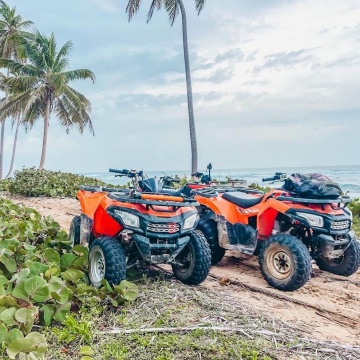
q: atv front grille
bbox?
[331,220,350,231]
[147,223,180,234]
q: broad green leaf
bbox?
[24,276,50,303]
[29,262,49,276]
[44,249,60,264]
[79,346,94,356]
[60,253,77,269]
[49,282,69,304]
[0,295,18,307]
[53,302,71,323]
[0,275,8,286]
[15,308,35,333]
[81,357,94,360]
[0,307,17,327]
[4,328,23,345]
[72,245,89,256]
[44,267,61,279]
[0,255,16,273]
[6,338,36,359]
[25,332,47,353]
[0,323,7,342]
[40,304,55,327]
[12,282,29,301]
[23,244,36,251]
[72,256,88,270]
[114,280,139,302]
[62,269,84,284]
[18,269,31,282]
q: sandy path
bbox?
[8,195,360,345]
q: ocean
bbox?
[82,164,360,199]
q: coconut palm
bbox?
[0,31,96,170]
[126,0,205,174]
[0,0,33,178]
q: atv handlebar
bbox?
[109,168,129,175]
[262,176,277,182]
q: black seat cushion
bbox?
[222,192,264,209]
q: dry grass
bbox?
[44,268,360,360]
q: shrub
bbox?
[6,167,121,198]
[0,197,138,359]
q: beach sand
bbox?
[8,195,360,346]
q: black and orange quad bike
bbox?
[68,168,211,287]
[191,173,360,291]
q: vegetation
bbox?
[0,197,138,359]
[125,0,206,175]
[0,1,33,179]
[0,168,121,198]
[349,199,360,236]
[0,1,95,178]
[2,167,118,197]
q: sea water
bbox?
[81,164,360,199]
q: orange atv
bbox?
[69,169,211,287]
[192,173,360,291]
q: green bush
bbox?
[6,168,121,198]
[0,197,138,359]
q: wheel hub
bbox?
[90,249,106,284]
[273,251,291,274]
[266,245,293,280]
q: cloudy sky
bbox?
[3,0,360,173]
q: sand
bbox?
[8,195,360,345]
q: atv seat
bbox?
[222,192,264,209]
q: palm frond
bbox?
[60,69,96,84]
[147,0,162,23]
[164,0,179,26]
[126,0,142,21]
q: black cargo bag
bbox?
[282,173,342,199]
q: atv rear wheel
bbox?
[196,219,225,265]
[89,237,126,287]
[69,216,81,247]
[259,234,312,291]
[316,239,360,276]
[172,230,211,285]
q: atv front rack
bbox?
[108,192,199,208]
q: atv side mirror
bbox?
[207,163,212,170]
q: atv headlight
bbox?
[183,213,199,230]
[297,212,324,228]
[114,210,140,228]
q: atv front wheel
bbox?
[89,237,126,287]
[172,230,211,285]
[69,216,81,247]
[316,239,360,276]
[196,219,225,265]
[259,234,312,291]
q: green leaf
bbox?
[24,276,50,302]
[18,269,31,282]
[79,346,94,356]
[44,248,60,264]
[23,243,36,251]
[0,255,16,273]
[62,269,85,284]
[29,262,49,276]
[15,309,35,333]
[0,307,17,327]
[53,302,71,323]
[49,282,69,304]
[72,256,88,270]
[114,280,139,302]
[60,253,77,269]
[0,275,8,286]
[0,295,18,307]
[4,328,23,345]
[0,323,7,343]
[12,282,29,301]
[44,267,61,279]
[25,332,47,353]
[7,338,36,359]
[40,304,55,327]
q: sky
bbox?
[3,0,360,173]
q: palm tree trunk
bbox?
[5,113,21,179]
[0,67,11,179]
[39,99,50,170]
[177,0,198,175]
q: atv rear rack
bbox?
[276,195,352,205]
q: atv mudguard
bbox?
[76,189,108,220]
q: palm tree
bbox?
[0,31,96,170]
[0,0,33,178]
[126,0,205,174]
